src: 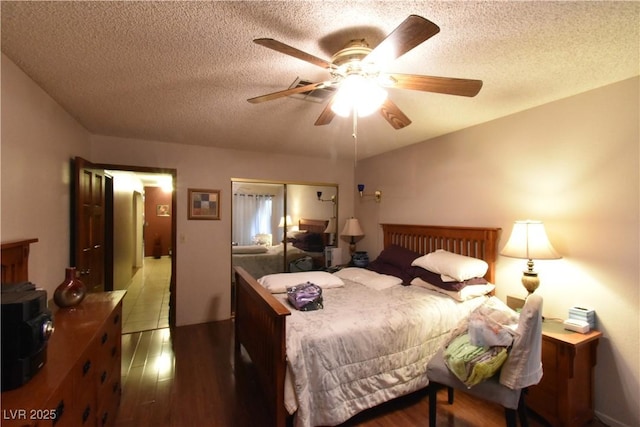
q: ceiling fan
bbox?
[247,15,483,130]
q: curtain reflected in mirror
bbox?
[231,180,338,309]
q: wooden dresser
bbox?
[2,291,125,427]
[527,321,602,426]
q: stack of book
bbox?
[569,306,596,329]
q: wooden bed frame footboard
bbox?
[234,266,290,427]
[234,224,501,427]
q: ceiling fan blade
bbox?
[254,38,332,69]
[387,73,483,97]
[366,15,440,64]
[247,81,330,104]
[379,99,411,130]
[315,97,337,126]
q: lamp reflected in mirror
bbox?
[324,217,337,246]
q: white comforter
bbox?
[275,276,488,427]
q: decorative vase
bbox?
[54,267,87,308]
[352,251,369,267]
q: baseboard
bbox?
[595,410,633,427]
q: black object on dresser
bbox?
[1,285,54,391]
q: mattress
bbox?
[275,276,488,427]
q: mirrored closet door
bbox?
[231,180,338,308]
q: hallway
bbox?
[122,256,171,334]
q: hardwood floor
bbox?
[115,321,607,427]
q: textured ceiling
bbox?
[2,1,638,161]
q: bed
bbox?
[234,223,501,427]
[232,218,329,280]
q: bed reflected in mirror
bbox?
[231,180,338,310]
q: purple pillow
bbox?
[375,244,421,268]
[412,267,488,291]
[291,233,325,252]
[366,245,421,285]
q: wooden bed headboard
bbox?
[381,224,501,283]
[298,218,329,233]
[1,238,39,284]
[298,218,330,246]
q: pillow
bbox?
[232,245,268,254]
[411,277,494,301]
[252,233,272,247]
[290,232,325,252]
[286,229,307,239]
[412,267,488,292]
[411,249,488,282]
[374,244,421,268]
[334,267,402,290]
[366,245,421,284]
[257,271,344,294]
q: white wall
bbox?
[1,54,90,292]
[355,77,639,427]
[89,135,355,326]
[111,174,145,290]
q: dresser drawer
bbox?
[96,376,121,427]
[39,371,75,427]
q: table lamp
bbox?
[341,218,364,255]
[501,220,561,294]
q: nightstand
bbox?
[527,321,602,426]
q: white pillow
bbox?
[334,267,402,290]
[411,277,494,301]
[252,233,272,247]
[232,245,268,254]
[257,271,345,294]
[411,249,488,282]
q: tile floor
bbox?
[121,256,171,334]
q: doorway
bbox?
[73,158,177,332]
[106,169,176,334]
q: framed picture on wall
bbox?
[156,204,170,216]
[188,188,220,220]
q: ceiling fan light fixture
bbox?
[331,74,387,117]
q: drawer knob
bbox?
[82,406,91,424]
[101,332,108,344]
[82,360,92,375]
[52,400,65,426]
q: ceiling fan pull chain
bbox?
[352,110,358,167]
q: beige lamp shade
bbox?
[324,217,337,234]
[278,215,293,228]
[341,218,364,255]
[501,220,561,260]
[501,220,561,294]
[341,218,364,237]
